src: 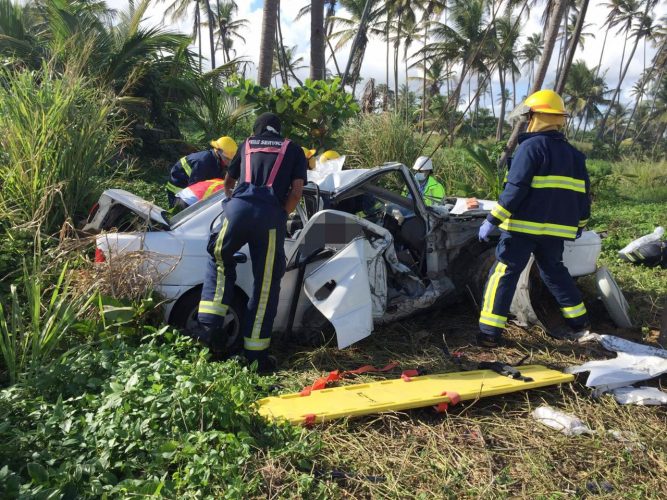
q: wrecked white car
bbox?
[85,163,603,348]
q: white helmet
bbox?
[412,156,433,172]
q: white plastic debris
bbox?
[611,386,667,405]
[567,334,667,392]
[531,406,594,436]
[619,226,664,256]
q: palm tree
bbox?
[272,44,306,86]
[555,0,591,94]
[619,16,662,141]
[417,1,447,130]
[214,1,247,65]
[501,0,567,163]
[258,0,279,87]
[520,33,543,91]
[493,15,521,140]
[331,0,382,91]
[159,0,207,70]
[563,59,609,138]
[597,0,656,140]
[425,0,489,126]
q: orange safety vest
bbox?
[175,179,225,206]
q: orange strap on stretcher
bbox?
[300,362,400,396]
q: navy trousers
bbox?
[479,231,589,337]
[198,189,287,359]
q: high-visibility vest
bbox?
[175,179,225,206]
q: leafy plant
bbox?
[0,331,321,497]
[0,260,95,384]
[464,144,506,198]
[229,78,360,149]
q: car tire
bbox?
[295,305,336,347]
[169,286,248,353]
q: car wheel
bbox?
[296,305,336,347]
[466,247,496,308]
[169,286,248,353]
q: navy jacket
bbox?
[167,149,224,194]
[487,131,590,240]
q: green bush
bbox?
[0,63,128,234]
[230,78,359,150]
[0,331,322,498]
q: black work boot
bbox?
[184,324,227,359]
[244,351,278,374]
[477,332,503,348]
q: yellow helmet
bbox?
[302,147,316,159]
[320,150,341,162]
[210,136,238,160]
[524,89,566,115]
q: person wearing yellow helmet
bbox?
[302,147,317,170]
[166,136,238,208]
[477,89,591,348]
[319,150,341,162]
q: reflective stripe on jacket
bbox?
[168,149,223,192]
[487,131,591,240]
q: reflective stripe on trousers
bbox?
[479,231,589,337]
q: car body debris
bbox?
[610,386,667,405]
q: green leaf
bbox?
[27,463,49,484]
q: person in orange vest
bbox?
[173,178,226,210]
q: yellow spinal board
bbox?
[257,365,574,425]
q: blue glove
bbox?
[479,220,495,242]
[576,227,583,239]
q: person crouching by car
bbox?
[166,136,238,208]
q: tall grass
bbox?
[337,113,504,197]
[0,63,128,234]
[0,261,95,384]
[337,113,424,170]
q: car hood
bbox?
[83,189,169,233]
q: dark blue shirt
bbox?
[487,131,591,240]
[169,149,224,189]
[227,131,307,205]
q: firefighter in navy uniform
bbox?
[196,113,307,371]
[477,89,591,347]
[166,136,238,208]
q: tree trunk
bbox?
[489,77,496,119]
[258,0,279,87]
[555,0,590,94]
[511,68,516,108]
[342,0,372,90]
[310,0,326,80]
[554,6,569,86]
[594,24,610,79]
[196,2,202,72]
[393,16,400,111]
[421,20,428,132]
[385,17,390,110]
[597,29,644,140]
[496,68,506,141]
[499,0,566,165]
[204,0,216,69]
